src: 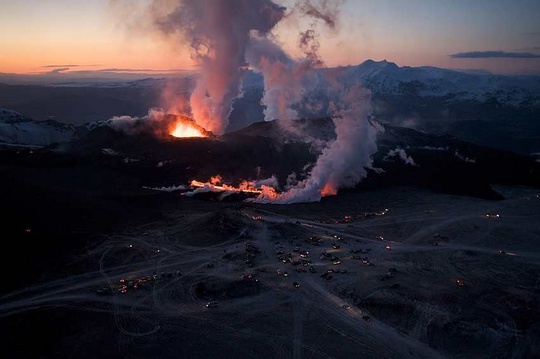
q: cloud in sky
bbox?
[39,67,193,74]
[47,67,71,74]
[43,64,102,68]
[95,68,189,73]
[450,51,540,59]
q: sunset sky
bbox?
[1,0,540,75]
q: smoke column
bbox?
[247,37,309,122]
[254,84,379,204]
[246,0,340,122]
[152,0,286,135]
[244,0,380,203]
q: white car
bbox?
[206,301,218,308]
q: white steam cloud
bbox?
[246,1,380,204]
[385,147,418,166]
[90,108,170,136]
[253,85,380,204]
[246,0,340,123]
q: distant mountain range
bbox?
[3,59,539,105]
[103,59,540,108]
[1,60,539,154]
[234,60,540,154]
[335,60,540,107]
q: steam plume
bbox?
[246,36,316,122]
[385,147,418,166]
[245,0,380,203]
[246,0,342,123]
[253,85,380,204]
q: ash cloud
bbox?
[150,0,286,135]
[296,0,342,29]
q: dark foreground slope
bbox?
[1,119,539,359]
[1,183,539,359]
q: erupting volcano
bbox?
[125,0,377,204]
[166,114,214,138]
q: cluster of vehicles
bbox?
[95,271,181,296]
[200,218,385,321]
[316,209,389,225]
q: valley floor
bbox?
[1,186,539,358]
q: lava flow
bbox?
[187,175,279,199]
[186,175,346,203]
[190,180,263,194]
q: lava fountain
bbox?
[165,114,214,138]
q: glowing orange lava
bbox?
[190,179,264,194]
[168,115,212,138]
[172,123,206,138]
[189,176,280,200]
[321,182,338,197]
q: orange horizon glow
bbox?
[0,45,197,75]
[0,0,197,75]
[1,1,539,75]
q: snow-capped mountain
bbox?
[337,60,540,106]
[239,60,539,108]
[0,109,75,147]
